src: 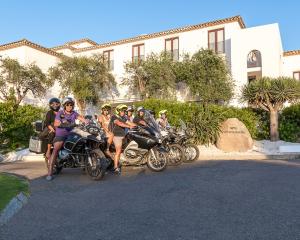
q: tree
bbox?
[177,49,234,105]
[48,55,115,112]
[123,53,177,100]
[241,77,300,141]
[0,58,48,107]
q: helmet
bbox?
[49,97,60,105]
[137,106,145,112]
[49,97,61,111]
[62,97,75,107]
[115,104,128,114]
[127,106,134,112]
[159,110,167,116]
[101,103,111,110]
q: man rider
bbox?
[109,104,135,174]
[46,97,87,181]
[44,98,61,167]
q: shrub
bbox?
[279,104,300,142]
[0,102,45,152]
[136,99,266,144]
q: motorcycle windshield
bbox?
[179,119,187,131]
[143,110,161,138]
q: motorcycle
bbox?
[112,110,168,172]
[160,128,185,166]
[54,122,111,180]
[173,120,200,162]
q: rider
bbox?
[98,103,113,157]
[156,109,170,130]
[44,98,61,167]
[133,106,148,127]
[46,97,88,181]
[126,105,135,122]
[109,104,135,174]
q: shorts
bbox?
[47,132,55,145]
[113,136,124,148]
[53,136,66,143]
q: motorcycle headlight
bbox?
[88,127,99,135]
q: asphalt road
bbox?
[1,159,300,240]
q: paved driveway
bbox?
[1,159,300,240]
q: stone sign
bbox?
[216,118,253,152]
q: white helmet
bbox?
[62,97,75,107]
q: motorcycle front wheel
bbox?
[147,147,168,172]
[86,149,108,180]
[167,144,185,166]
[184,144,200,162]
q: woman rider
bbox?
[133,106,148,127]
[109,104,135,174]
[44,98,61,167]
[46,97,88,181]
[156,109,170,130]
[98,103,113,158]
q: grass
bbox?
[0,173,29,211]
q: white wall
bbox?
[74,21,242,102]
[283,55,300,77]
[230,23,283,105]
[0,46,61,106]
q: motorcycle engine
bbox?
[124,149,143,163]
[58,149,70,160]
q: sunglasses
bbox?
[66,103,74,107]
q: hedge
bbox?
[279,104,300,142]
[136,99,269,144]
[0,102,45,153]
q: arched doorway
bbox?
[247,50,262,83]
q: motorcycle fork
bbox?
[85,147,94,167]
[150,148,158,162]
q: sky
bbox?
[0,0,299,51]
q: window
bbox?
[247,50,262,68]
[132,44,145,64]
[165,37,179,61]
[103,50,114,71]
[208,28,225,54]
[293,71,300,80]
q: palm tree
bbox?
[241,77,300,141]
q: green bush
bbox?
[279,104,300,142]
[136,99,266,144]
[0,102,45,152]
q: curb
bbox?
[198,154,300,161]
[0,192,28,226]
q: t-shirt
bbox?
[55,110,79,137]
[109,115,127,137]
[44,110,56,128]
[133,116,145,126]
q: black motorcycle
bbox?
[173,120,200,162]
[111,111,168,172]
[160,128,185,166]
[54,122,111,180]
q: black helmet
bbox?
[49,97,60,105]
[49,98,61,111]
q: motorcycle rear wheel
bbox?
[167,144,185,166]
[147,147,167,172]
